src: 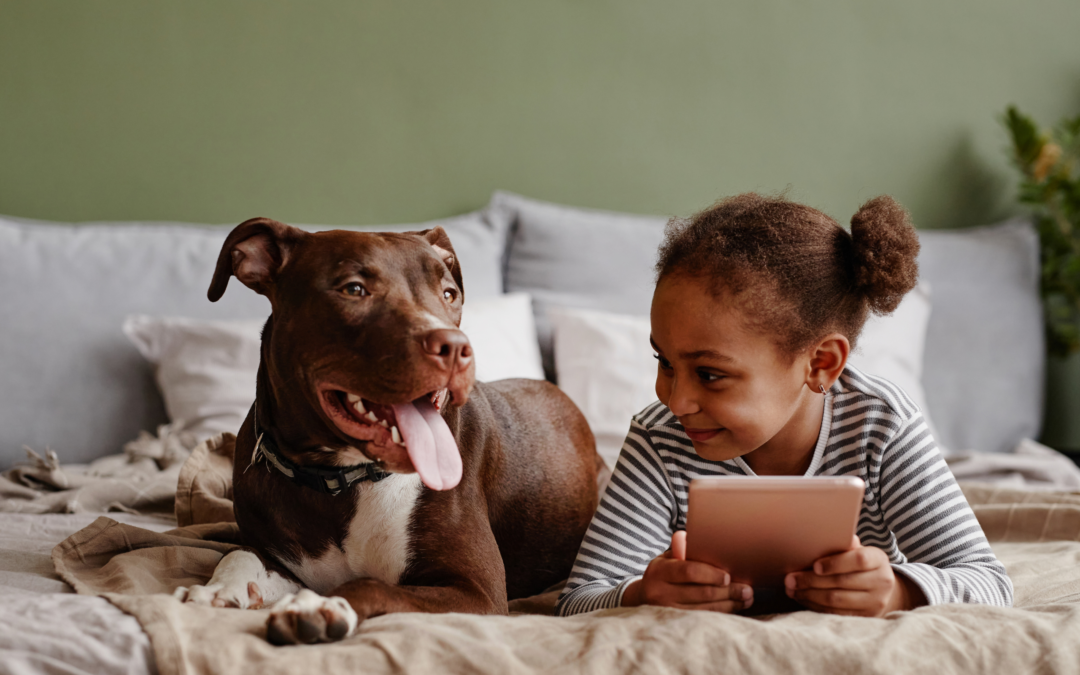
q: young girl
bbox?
[556,193,1012,617]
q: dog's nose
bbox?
[421,329,473,371]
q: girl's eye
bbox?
[342,283,369,297]
[653,353,673,370]
[443,289,457,303]
[697,368,724,383]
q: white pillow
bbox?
[123,315,265,441]
[549,308,656,470]
[848,283,942,444]
[550,286,940,470]
[459,293,545,383]
[123,294,544,441]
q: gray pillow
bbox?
[492,191,668,379]
[0,212,507,468]
[918,219,1043,454]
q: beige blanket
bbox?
[53,435,1080,675]
[1,422,197,515]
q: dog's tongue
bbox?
[391,398,462,491]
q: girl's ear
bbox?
[807,333,849,392]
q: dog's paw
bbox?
[265,589,358,645]
[173,580,265,609]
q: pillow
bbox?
[0,211,509,468]
[123,294,543,442]
[917,219,1043,454]
[847,283,943,447]
[549,308,655,469]
[489,191,668,381]
[550,287,938,470]
[458,293,545,383]
[123,316,265,441]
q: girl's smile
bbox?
[650,275,845,476]
[682,427,723,443]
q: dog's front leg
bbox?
[265,576,504,645]
[266,516,506,645]
[175,549,301,609]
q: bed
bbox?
[3,191,1078,675]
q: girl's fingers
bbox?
[789,587,879,614]
[812,544,887,576]
[668,583,752,606]
[671,530,687,561]
[786,569,881,592]
[658,559,729,586]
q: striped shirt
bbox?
[557,365,1012,615]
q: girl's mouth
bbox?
[683,427,723,443]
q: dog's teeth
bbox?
[353,399,367,415]
[346,393,360,404]
[379,419,388,428]
[391,426,402,444]
[365,411,379,423]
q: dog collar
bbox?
[247,406,391,496]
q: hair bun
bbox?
[849,196,920,314]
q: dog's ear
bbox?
[208,217,305,302]
[414,226,464,299]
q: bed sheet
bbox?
[0,513,173,675]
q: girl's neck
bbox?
[741,390,826,476]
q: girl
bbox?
[556,194,1012,617]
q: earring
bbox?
[819,384,827,395]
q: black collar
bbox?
[247,405,391,496]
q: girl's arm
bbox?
[556,418,679,616]
[875,413,1013,606]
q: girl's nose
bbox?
[665,373,699,417]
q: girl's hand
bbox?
[784,536,926,617]
[622,531,753,612]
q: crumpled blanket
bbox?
[0,422,198,514]
[49,434,1080,675]
[946,438,1080,490]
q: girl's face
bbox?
[650,275,823,468]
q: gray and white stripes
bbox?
[556,365,1012,616]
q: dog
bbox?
[173,218,601,645]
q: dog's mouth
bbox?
[318,387,462,491]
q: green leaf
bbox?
[1003,106,1043,170]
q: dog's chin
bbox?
[316,385,444,471]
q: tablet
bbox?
[685,476,865,587]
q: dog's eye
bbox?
[342,283,369,297]
[443,289,457,303]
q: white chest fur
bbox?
[279,473,423,595]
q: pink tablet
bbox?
[685,476,865,587]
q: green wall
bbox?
[2,0,1078,228]
[2,0,1080,447]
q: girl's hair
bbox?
[655,193,919,354]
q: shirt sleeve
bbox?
[876,413,1013,606]
[556,417,679,616]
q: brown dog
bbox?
[174,218,600,644]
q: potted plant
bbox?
[1003,106,1080,452]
